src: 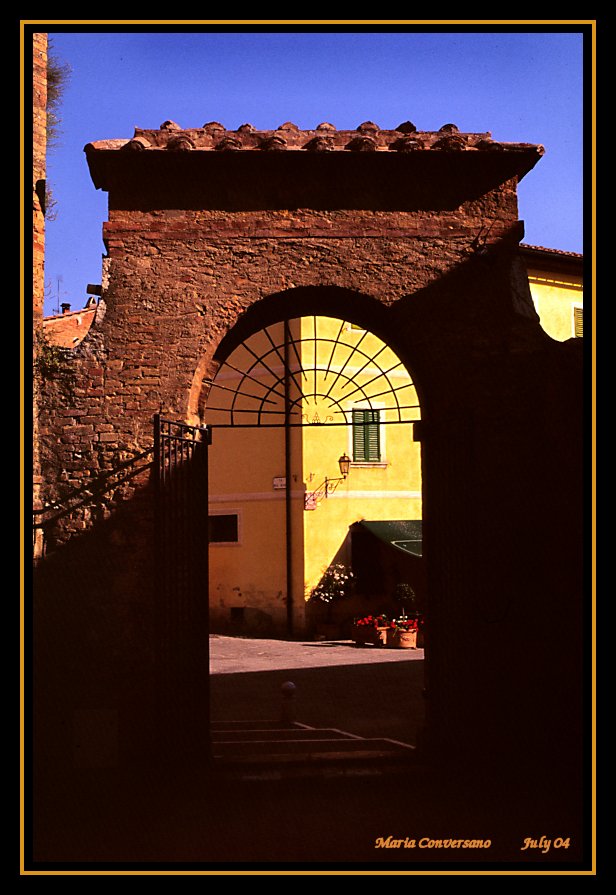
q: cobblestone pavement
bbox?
[209,634,424,674]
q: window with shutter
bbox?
[352,409,381,462]
[573,306,583,338]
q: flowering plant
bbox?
[354,614,389,628]
[392,616,420,632]
[308,563,354,604]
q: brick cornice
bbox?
[103,218,523,243]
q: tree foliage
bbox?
[46,39,71,151]
[34,326,75,386]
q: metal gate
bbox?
[153,414,211,757]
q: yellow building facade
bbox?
[205,315,421,637]
[522,244,584,341]
[205,245,582,638]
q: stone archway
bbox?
[35,119,583,803]
[185,295,428,759]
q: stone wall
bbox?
[37,187,524,525]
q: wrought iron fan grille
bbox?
[202,316,420,429]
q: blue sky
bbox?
[40,28,585,316]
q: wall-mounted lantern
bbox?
[338,452,351,478]
[305,453,351,510]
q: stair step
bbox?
[211,720,307,731]
[218,751,413,764]
[211,727,358,742]
[209,721,417,777]
[213,737,415,758]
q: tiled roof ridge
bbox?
[43,305,97,321]
[85,120,544,155]
[521,243,583,259]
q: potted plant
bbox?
[391,615,420,649]
[393,582,417,618]
[351,614,391,647]
[308,563,354,640]
[391,583,425,648]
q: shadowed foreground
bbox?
[30,649,587,870]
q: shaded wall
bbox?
[33,142,584,815]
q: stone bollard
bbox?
[280,681,297,725]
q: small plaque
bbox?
[273,476,286,490]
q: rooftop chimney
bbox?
[61,303,71,315]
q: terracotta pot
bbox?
[396,630,418,649]
[376,626,390,646]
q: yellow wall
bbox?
[208,427,306,634]
[300,316,421,595]
[527,269,583,342]
[206,321,306,635]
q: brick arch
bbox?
[212,285,391,360]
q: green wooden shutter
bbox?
[352,409,365,460]
[365,410,381,460]
[352,409,381,461]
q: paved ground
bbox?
[210,633,424,673]
[209,634,426,745]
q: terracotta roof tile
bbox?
[520,243,583,259]
[43,302,98,348]
[85,121,544,157]
[84,122,546,194]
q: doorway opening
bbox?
[199,312,426,749]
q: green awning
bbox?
[357,520,423,557]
